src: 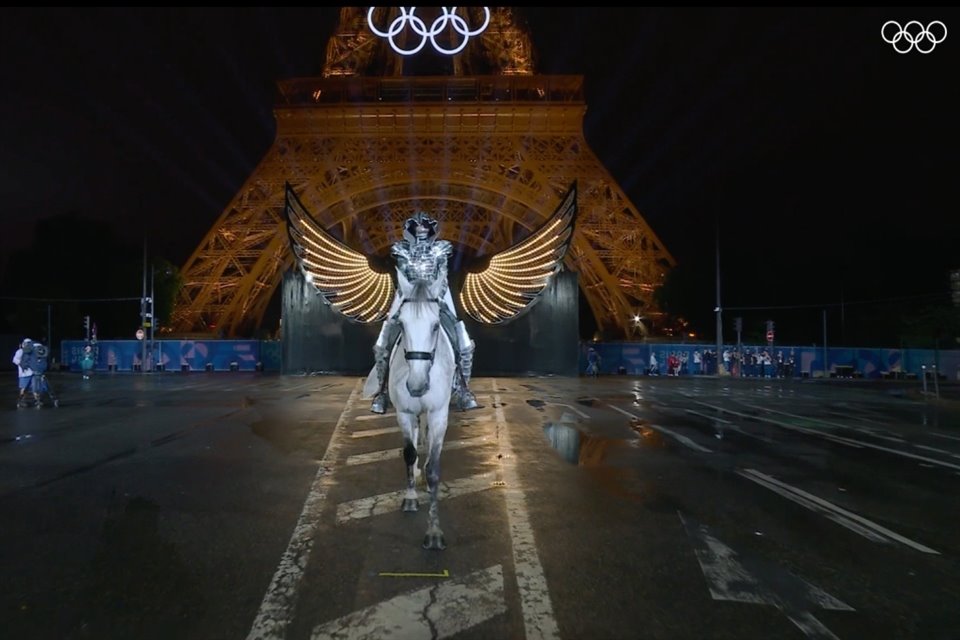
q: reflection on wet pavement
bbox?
[628,417,667,449]
[544,418,668,467]
[542,421,672,504]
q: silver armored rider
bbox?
[370,212,480,414]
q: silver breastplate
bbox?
[395,241,447,284]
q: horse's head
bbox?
[396,278,442,397]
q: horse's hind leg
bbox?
[397,412,419,512]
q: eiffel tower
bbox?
[169,7,675,338]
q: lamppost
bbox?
[715,218,723,375]
[141,239,148,372]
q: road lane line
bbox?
[915,444,960,460]
[553,403,590,419]
[738,468,939,554]
[694,401,960,471]
[246,380,362,640]
[739,402,906,443]
[608,405,713,453]
[492,379,560,640]
[685,409,732,424]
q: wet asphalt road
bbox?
[1,372,959,640]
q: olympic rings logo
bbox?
[367,7,491,56]
[881,20,947,53]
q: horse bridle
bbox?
[397,296,441,363]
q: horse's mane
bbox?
[401,280,438,319]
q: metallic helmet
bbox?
[403,212,438,244]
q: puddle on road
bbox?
[543,421,611,465]
[526,399,546,411]
[627,418,668,449]
[543,418,667,466]
[542,420,675,506]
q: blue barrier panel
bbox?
[577,342,959,380]
[60,340,279,372]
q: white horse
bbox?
[389,276,456,550]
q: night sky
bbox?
[1,7,958,344]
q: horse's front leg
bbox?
[397,411,419,512]
[422,407,449,550]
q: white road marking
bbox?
[932,432,960,442]
[335,473,497,524]
[608,405,713,453]
[915,444,960,460]
[685,409,732,424]
[786,611,844,640]
[738,468,939,554]
[739,402,906,443]
[355,412,396,421]
[552,403,590,419]
[492,379,560,640]
[351,426,398,438]
[310,565,506,640]
[696,401,960,471]
[345,436,494,466]
[679,512,851,640]
[246,381,362,640]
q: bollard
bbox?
[205,363,214,372]
[933,365,940,400]
[181,364,190,373]
[921,365,928,394]
[229,361,239,372]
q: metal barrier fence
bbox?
[577,342,960,381]
[60,339,281,372]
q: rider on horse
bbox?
[369,212,480,414]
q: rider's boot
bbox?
[370,348,390,414]
[458,341,479,410]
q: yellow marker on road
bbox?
[378,569,450,578]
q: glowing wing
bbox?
[284,183,394,323]
[460,181,577,324]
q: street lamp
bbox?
[715,219,723,375]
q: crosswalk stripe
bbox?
[345,435,494,466]
[336,473,497,524]
[311,565,506,640]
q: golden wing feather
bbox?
[460,182,577,324]
[284,183,394,323]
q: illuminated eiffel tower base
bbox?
[169,7,675,339]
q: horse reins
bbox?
[398,296,441,363]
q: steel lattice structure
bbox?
[169,7,675,338]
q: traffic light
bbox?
[766,319,774,333]
[734,317,743,332]
[83,315,90,333]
